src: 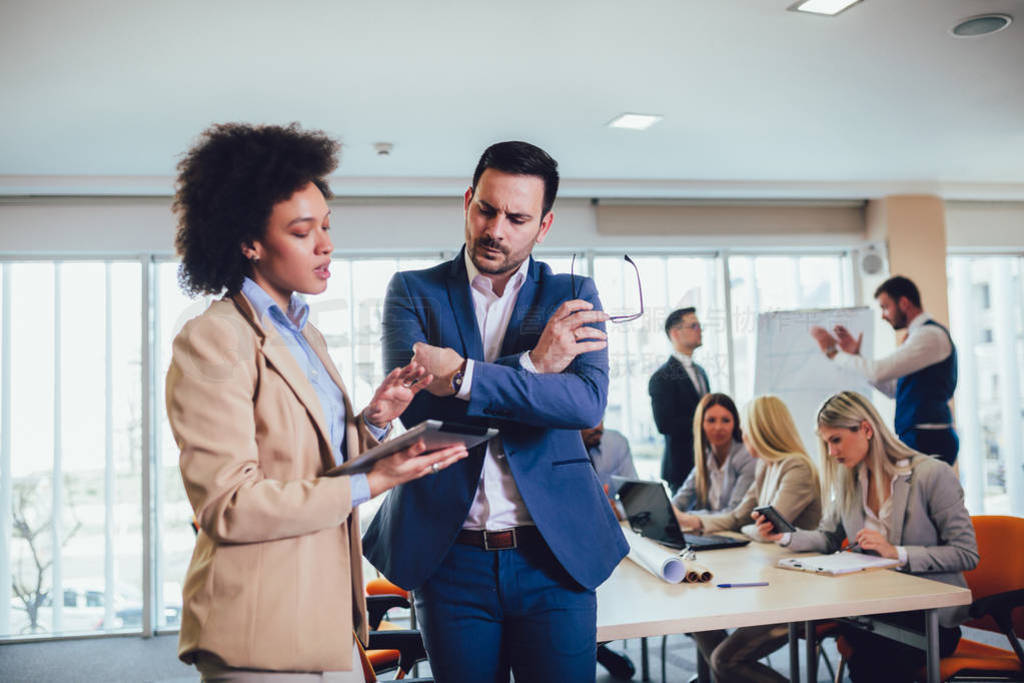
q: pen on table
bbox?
[844,542,861,553]
[716,582,769,588]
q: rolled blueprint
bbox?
[682,559,713,583]
[621,526,687,583]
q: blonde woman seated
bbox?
[672,393,756,514]
[674,395,822,683]
[757,391,978,683]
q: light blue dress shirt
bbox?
[242,278,380,506]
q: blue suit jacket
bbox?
[363,249,629,591]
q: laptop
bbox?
[612,477,750,551]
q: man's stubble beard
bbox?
[467,233,531,277]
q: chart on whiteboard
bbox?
[754,307,874,453]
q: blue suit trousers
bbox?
[413,537,597,683]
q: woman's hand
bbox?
[672,506,702,532]
[853,528,898,559]
[364,362,433,428]
[366,439,469,498]
[752,511,784,542]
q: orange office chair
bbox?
[356,636,433,683]
[914,514,1024,681]
[363,577,429,680]
[835,515,1024,683]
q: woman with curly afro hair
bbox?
[166,122,468,681]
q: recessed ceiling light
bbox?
[950,14,1012,37]
[607,113,662,130]
[788,0,863,16]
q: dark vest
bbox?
[895,319,957,435]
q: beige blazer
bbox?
[166,293,377,672]
[698,455,822,537]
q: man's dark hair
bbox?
[874,275,921,309]
[664,307,697,338]
[471,141,560,217]
[173,122,339,297]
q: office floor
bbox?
[0,627,1008,682]
[594,634,842,683]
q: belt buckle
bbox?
[484,528,516,551]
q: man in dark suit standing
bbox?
[649,307,709,493]
[363,141,628,683]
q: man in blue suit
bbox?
[363,141,628,682]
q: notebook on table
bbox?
[612,477,750,551]
[778,552,900,576]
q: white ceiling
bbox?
[2,0,1023,199]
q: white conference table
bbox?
[596,534,971,683]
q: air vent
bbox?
[951,14,1012,37]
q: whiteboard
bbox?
[753,307,874,461]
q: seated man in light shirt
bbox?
[581,421,638,496]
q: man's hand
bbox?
[364,362,433,428]
[411,342,465,396]
[810,326,838,358]
[366,439,469,498]
[833,325,862,355]
[529,299,609,374]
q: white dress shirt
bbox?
[857,459,911,567]
[457,251,537,530]
[833,312,952,407]
[706,450,727,511]
[671,351,706,395]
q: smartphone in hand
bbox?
[753,505,796,534]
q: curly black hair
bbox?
[173,122,340,297]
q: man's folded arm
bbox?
[465,359,608,429]
[462,278,609,429]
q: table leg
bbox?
[804,620,817,683]
[696,647,711,683]
[925,609,940,683]
[641,636,649,681]
[789,622,800,683]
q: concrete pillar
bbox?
[865,195,950,325]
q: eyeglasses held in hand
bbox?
[570,254,644,324]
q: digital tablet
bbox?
[752,505,796,534]
[325,420,497,476]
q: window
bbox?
[154,260,205,632]
[307,254,449,411]
[1,261,143,638]
[727,254,851,406]
[948,254,1024,515]
[588,254,723,477]
[582,250,849,479]
[0,247,858,642]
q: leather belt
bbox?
[455,526,541,551]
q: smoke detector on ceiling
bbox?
[950,14,1012,37]
[374,142,394,156]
